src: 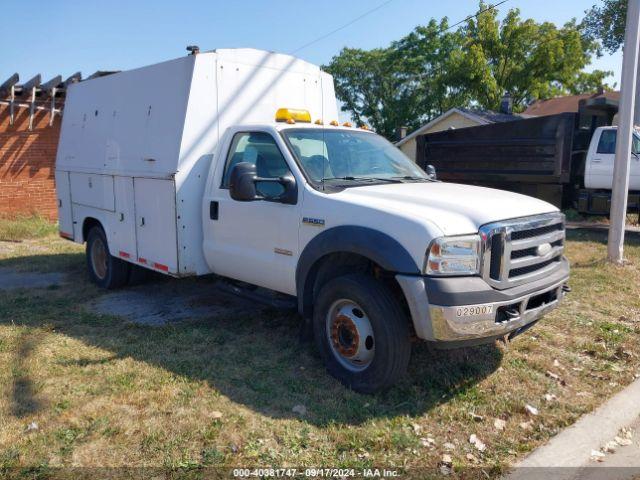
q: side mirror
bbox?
[426,164,437,180]
[229,162,298,205]
[229,162,259,201]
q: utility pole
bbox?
[608,0,640,263]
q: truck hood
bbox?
[334,182,558,236]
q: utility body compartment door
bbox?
[55,170,74,238]
[69,173,115,211]
[134,178,178,274]
[109,176,137,261]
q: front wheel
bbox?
[86,226,129,289]
[313,274,411,394]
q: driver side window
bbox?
[222,132,291,198]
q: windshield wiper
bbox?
[390,175,432,182]
[322,176,403,183]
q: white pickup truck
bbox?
[578,125,640,214]
[584,125,640,189]
[55,49,570,393]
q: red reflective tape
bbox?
[119,251,130,259]
[59,231,73,239]
[153,262,169,272]
[138,258,147,264]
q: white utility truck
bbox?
[56,49,570,393]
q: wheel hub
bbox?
[326,300,375,372]
[91,237,108,280]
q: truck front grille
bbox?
[480,213,565,289]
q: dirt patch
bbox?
[0,239,52,256]
[0,267,67,290]
[86,279,263,326]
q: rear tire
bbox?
[313,273,411,394]
[86,226,129,289]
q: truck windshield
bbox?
[281,128,429,187]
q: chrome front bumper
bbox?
[428,279,568,342]
[396,263,569,345]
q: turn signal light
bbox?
[276,108,312,123]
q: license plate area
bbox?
[455,304,494,318]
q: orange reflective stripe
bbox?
[153,262,169,272]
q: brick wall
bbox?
[0,100,62,220]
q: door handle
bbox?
[209,201,219,220]
[140,217,145,227]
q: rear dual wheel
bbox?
[313,274,411,394]
[86,226,130,289]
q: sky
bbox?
[0,0,623,91]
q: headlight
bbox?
[425,234,481,276]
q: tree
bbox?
[583,0,626,54]
[325,19,462,138]
[456,4,609,111]
[324,2,611,139]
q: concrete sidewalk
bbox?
[506,377,640,480]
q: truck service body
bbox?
[56,49,570,392]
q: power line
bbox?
[290,0,510,56]
[290,0,396,54]
[444,0,510,32]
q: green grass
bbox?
[0,225,640,478]
[0,216,58,242]
[562,208,638,226]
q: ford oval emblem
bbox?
[536,243,552,257]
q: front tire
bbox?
[313,273,411,394]
[86,226,129,289]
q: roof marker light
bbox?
[315,119,324,125]
[360,124,370,130]
[342,121,352,127]
[276,108,311,123]
[329,120,339,126]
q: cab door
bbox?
[202,128,301,295]
[587,129,640,190]
[588,129,616,189]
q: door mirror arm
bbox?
[262,173,297,205]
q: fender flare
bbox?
[296,226,421,315]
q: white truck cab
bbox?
[55,49,569,392]
[585,126,640,190]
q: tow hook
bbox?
[562,284,572,294]
[504,308,520,320]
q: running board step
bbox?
[215,281,297,310]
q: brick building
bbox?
[0,72,87,220]
[0,101,62,220]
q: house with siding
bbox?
[396,102,523,161]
